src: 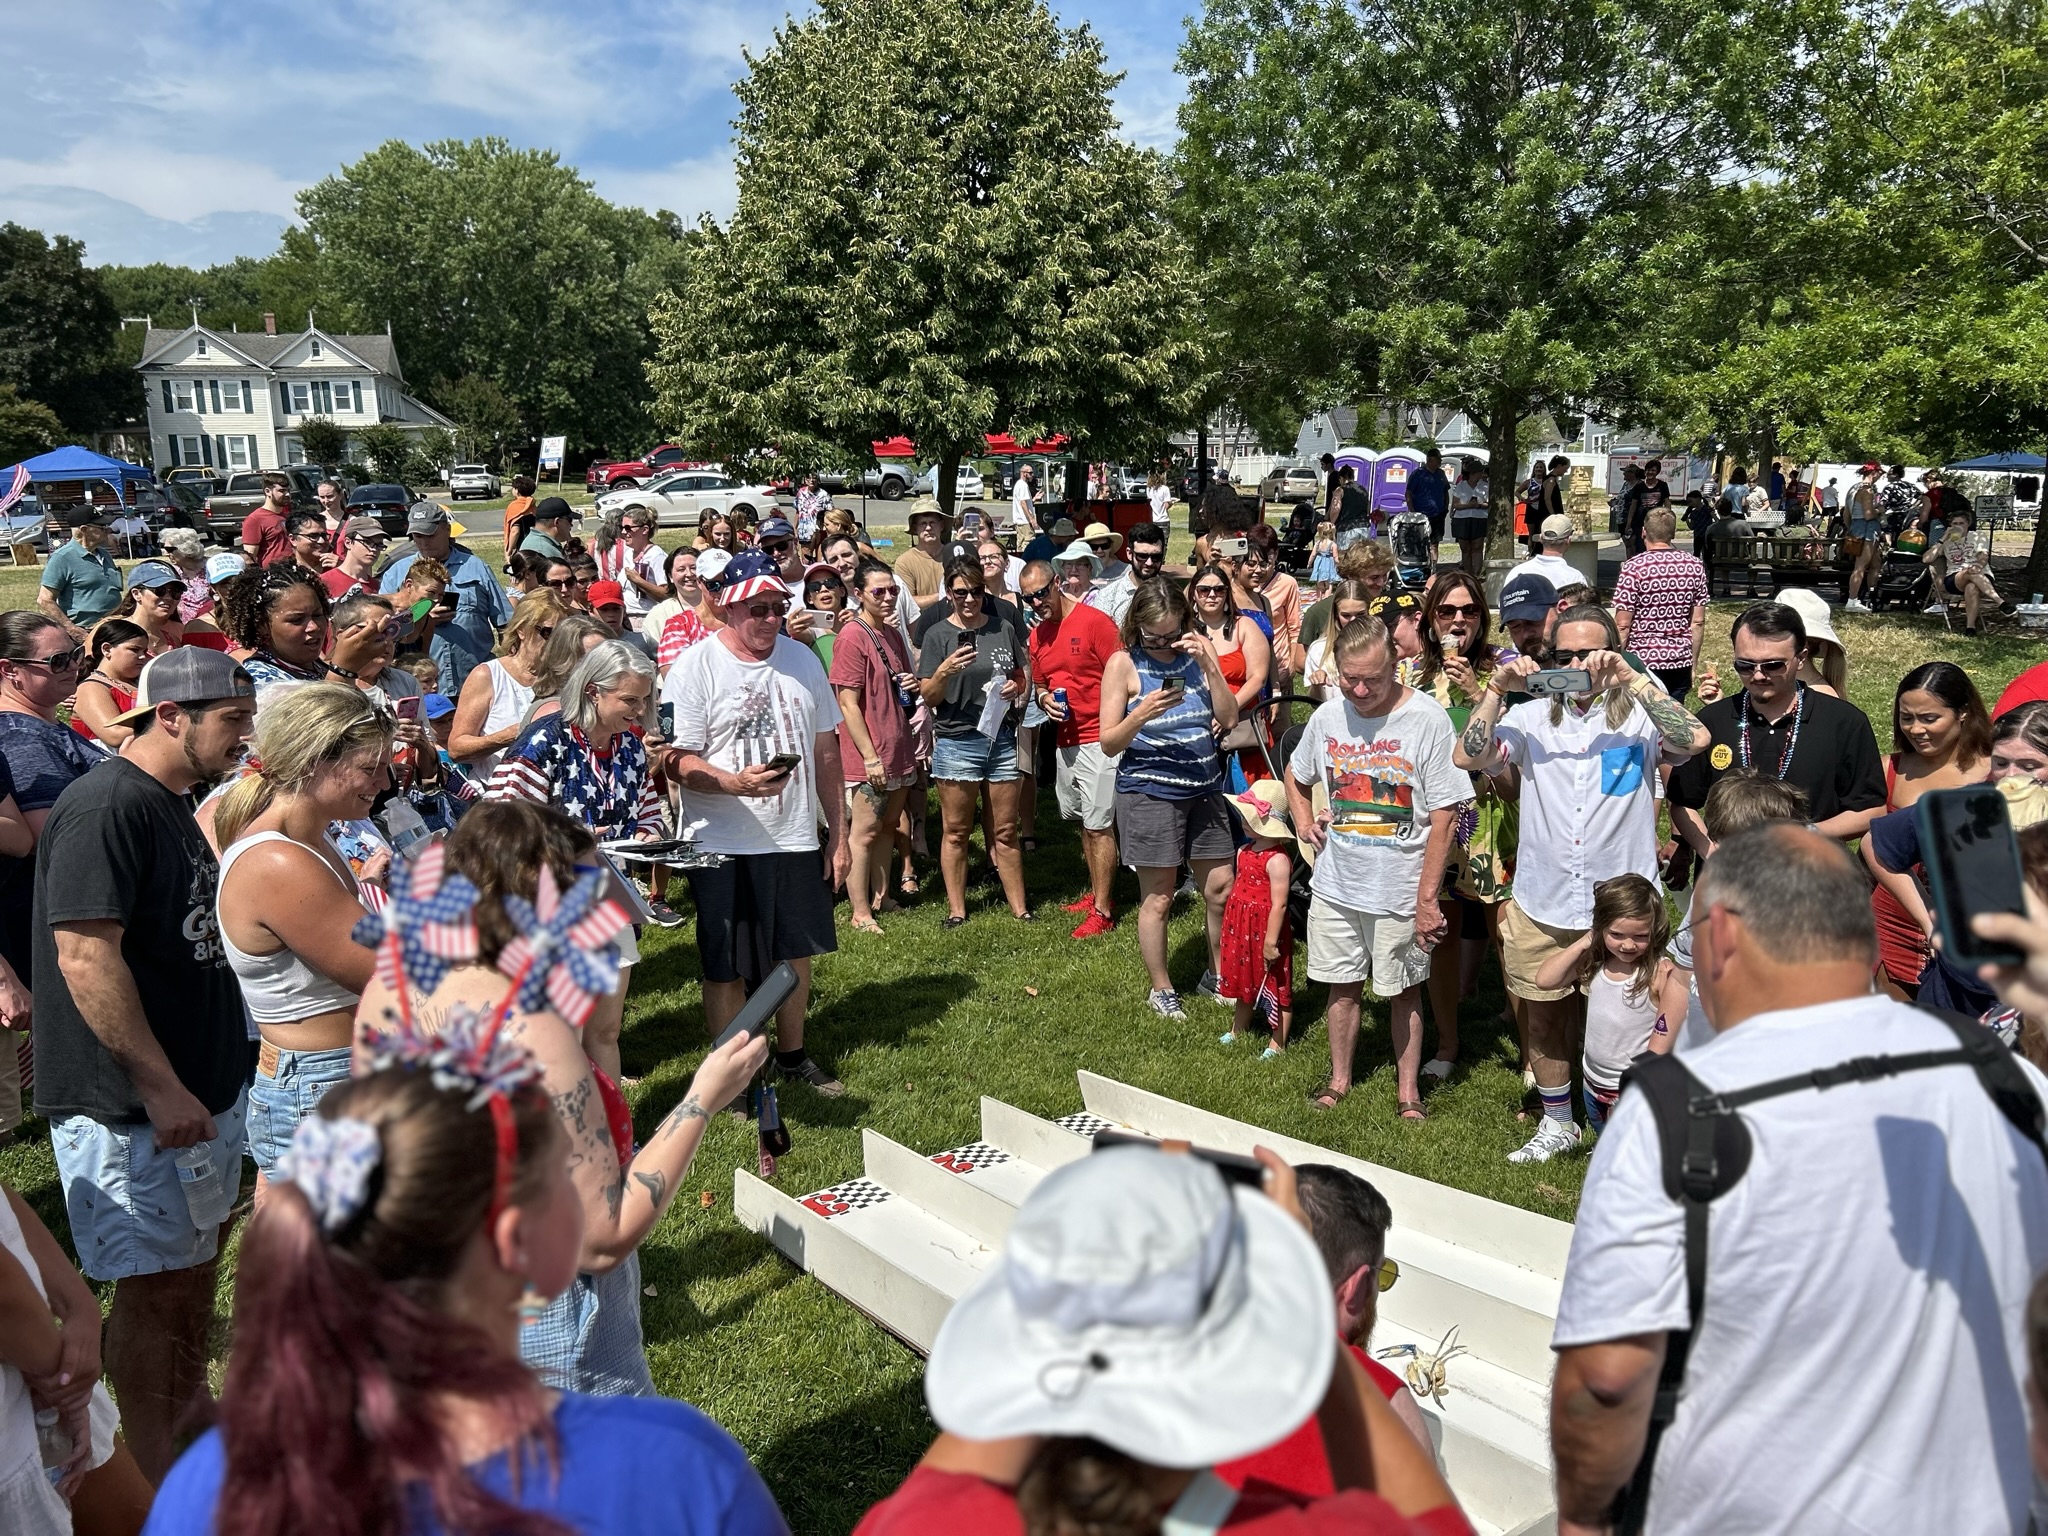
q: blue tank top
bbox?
[1116,649,1224,801]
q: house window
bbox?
[310,339,322,358]
[226,437,251,469]
[220,380,240,411]
[173,380,194,412]
[351,380,362,413]
[180,435,204,464]
[312,380,332,414]
[195,337,208,356]
[290,383,310,414]
[208,380,222,414]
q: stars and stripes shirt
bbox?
[485,713,663,839]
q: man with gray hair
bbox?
[1551,824,2048,1536]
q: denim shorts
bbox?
[931,728,1020,783]
[51,1090,248,1281]
[246,1045,354,1174]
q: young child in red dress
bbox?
[1219,780,1295,1057]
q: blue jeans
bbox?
[931,727,1019,783]
[1583,1083,1620,1133]
[246,1045,354,1174]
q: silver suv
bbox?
[448,464,501,500]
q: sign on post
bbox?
[538,435,567,470]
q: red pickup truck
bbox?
[585,444,700,493]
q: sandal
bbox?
[1021,835,1040,853]
[899,872,921,898]
[943,914,968,929]
[1308,1083,1349,1112]
[850,915,885,935]
[1259,1045,1283,1061]
[1397,1099,1428,1122]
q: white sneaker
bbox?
[1924,602,1947,615]
[1195,970,1236,1006]
[1844,598,1870,613]
[1508,1117,1583,1164]
[1148,988,1188,1021]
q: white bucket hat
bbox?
[924,1147,1334,1468]
[1054,539,1102,576]
[1774,587,1842,650]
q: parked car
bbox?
[344,483,419,539]
[584,444,698,494]
[447,464,502,500]
[596,469,778,529]
[1257,465,1323,505]
[198,465,328,543]
[133,480,206,532]
[910,464,986,500]
[1110,466,1153,499]
[817,464,916,500]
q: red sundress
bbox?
[1219,843,1293,1017]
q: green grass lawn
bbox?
[0,534,2041,1531]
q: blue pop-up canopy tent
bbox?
[1946,451,2048,472]
[0,445,155,503]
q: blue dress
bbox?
[1308,542,1339,584]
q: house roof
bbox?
[138,326,401,378]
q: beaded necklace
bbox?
[1737,682,1805,779]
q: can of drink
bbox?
[1052,687,1068,715]
[898,683,917,712]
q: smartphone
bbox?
[766,752,803,775]
[393,696,421,721]
[1524,668,1592,697]
[1091,1128,1264,1188]
[1213,536,1249,558]
[658,702,676,738]
[1919,785,2027,966]
[1158,677,1187,701]
[712,961,801,1050]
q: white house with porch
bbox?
[136,316,453,474]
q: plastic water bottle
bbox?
[380,795,430,853]
[175,1141,232,1228]
[36,1406,70,1486]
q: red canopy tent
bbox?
[867,433,1072,460]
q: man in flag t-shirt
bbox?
[1284,618,1467,1119]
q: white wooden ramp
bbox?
[734,1074,1563,1536]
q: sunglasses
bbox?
[1131,548,1165,563]
[1731,657,1792,676]
[762,540,794,555]
[948,587,983,600]
[141,583,186,602]
[1192,583,1228,596]
[1436,602,1481,619]
[1550,647,1600,664]
[744,601,789,619]
[545,578,578,591]
[1377,1257,1400,1293]
[537,625,556,640]
[1139,627,1184,646]
[13,647,85,673]
[1020,585,1055,604]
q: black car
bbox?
[346,484,418,538]
[132,480,206,531]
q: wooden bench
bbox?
[1702,532,1851,600]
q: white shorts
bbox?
[1305,898,1429,996]
[1055,742,1119,831]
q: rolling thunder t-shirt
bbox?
[32,758,252,1123]
[1287,691,1468,916]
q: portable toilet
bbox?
[1333,445,1378,489]
[1373,446,1425,517]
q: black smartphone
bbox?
[1524,668,1592,697]
[1158,677,1187,701]
[1919,785,2027,967]
[766,752,803,775]
[658,702,675,738]
[712,961,800,1050]
[1091,1128,1265,1188]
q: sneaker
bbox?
[1176,874,1197,898]
[1148,988,1188,1021]
[1063,894,1097,913]
[1070,910,1117,939]
[1844,598,1870,613]
[1924,602,1948,615]
[647,899,684,929]
[1195,970,1236,1005]
[1218,1030,1238,1045]
[1507,1117,1582,1164]
[779,1055,846,1098]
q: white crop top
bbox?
[216,831,365,1024]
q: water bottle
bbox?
[379,795,430,853]
[175,1140,233,1228]
[35,1407,69,1487]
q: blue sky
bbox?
[2,0,1191,269]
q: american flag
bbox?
[0,464,29,518]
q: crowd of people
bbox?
[5,464,2048,1536]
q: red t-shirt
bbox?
[1995,661,2048,719]
[240,507,291,567]
[1026,599,1122,747]
[1215,1346,1405,1500]
[321,568,369,601]
[852,1464,1470,1536]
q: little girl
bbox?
[1534,874,1685,1132]
[1307,521,1339,595]
[1218,782,1295,1058]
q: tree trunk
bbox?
[1197,423,1210,495]
[1486,390,1521,561]
[2025,429,2048,600]
[937,456,957,519]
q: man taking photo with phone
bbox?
[1454,604,1710,1162]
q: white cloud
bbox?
[589,152,739,223]
[0,142,301,227]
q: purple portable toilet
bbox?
[1373,446,1425,518]
[1333,445,1377,491]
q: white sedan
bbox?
[597,469,780,528]
[911,464,987,500]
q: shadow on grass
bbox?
[641,1223,804,1345]
[755,1372,934,1536]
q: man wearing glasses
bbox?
[1025,560,1126,938]
[321,516,387,600]
[1668,601,1884,860]
[1455,603,1712,1163]
[1087,520,1169,627]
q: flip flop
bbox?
[1397,1100,1428,1123]
[850,916,884,936]
[1308,1083,1349,1112]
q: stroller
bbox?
[1868,544,1933,613]
[1277,502,1317,574]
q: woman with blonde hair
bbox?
[519,612,612,726]
[213,683,395,1181]
[448,590,568,775]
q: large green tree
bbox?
[298,138,681,459]
[0,384,65,465]
[0,224,132,433]
[1176,0,1827,549]
[648,0,1204,510]
[99,230,321,356]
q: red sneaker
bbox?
[1070,910,1118,939]
[1062,894,1097,913]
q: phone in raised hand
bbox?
[1919,785,2027,967]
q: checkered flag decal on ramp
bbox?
[930,1141,1011,1174]
[800,1178,892,1219]
[1053,1112,1117,1140]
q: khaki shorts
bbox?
[1055,742,1119,831]
[1305,898,1429,997]
[1499,897,1587,1002]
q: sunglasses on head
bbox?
[1731,657,1791,675]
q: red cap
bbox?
[587,580,625,607]
[1859,461,1881,474]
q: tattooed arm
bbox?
[1452,658,1535,774]
[1624,672,1712,760]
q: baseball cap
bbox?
[109,648,255,727]
[405,501,450,535]
[532,496,576,524]
[1538,514,1576,542]
[713,549,790,605]
[586,579,626,608]
[1498,573,1559,623]
[756,516,796,542]
[126,559,183,591]
[421,692,457,721]
[343,515,386,542]
[1368,591,1420,622]
[205,552,247,585]
[945,540,979,567]
[695,547,732,586]
[1859,461,1882,474]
